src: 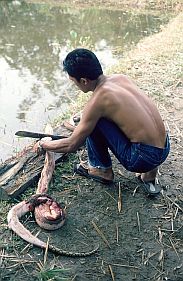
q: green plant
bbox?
[67,30,93,50]
[36,263,70,281]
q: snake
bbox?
[7,194,98,256]
[7,125,98,257]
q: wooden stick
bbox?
[137,212,141,232]
[43,237,49,265]
[166,195,183,212]
[174,207,179,220]
[133,185,139,196]
[92,221,110,248]
[158,249,164,272]
[108,265,115,281]
[118,182,122,213]
[0,248,5,267]
[148,260,165,275]
[104,190,117,202]
[171,217,174,232]
[158,227,163,244]
[169,237,180,260]
[116,222,119,244]
[111,263,139,269]
[76,228,88,238]
[0,256,36,263]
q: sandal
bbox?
[74,164,114,185]
[143,180,161,196]
[136,175,161,196]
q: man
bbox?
[34,48,170,196]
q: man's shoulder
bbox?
[108,73,126,80]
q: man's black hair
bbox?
[63,48,103,81]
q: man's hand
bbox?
[33,137,52,155]
[33,140,45,156]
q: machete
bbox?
[15,130,66,140]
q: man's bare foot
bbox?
[63,120,76,131]
[74,163,114,184]
[141,167,158,182]
[88,166,114,182]
[135,173,141,179]
[63,112,83,131]
[135,167,158,182]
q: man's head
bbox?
[63,48,103,92]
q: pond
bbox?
[0,0,171,161]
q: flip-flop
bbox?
[74,164,114,185]
[143,180,161,196]
[136,175,161,196]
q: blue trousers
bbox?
[86,118,170,173]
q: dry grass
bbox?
[27,0,183,12]
[108,12,183,93]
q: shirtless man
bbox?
[34,48,170,196]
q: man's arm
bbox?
[33,96,103,154]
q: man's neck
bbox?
[93,75,106,92]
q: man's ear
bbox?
[80,78,88,85]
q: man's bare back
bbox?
[89,74,166,148]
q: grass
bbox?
[36,263,70,281]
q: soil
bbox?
[0,4,183,281]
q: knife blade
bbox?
[15,130,66,140]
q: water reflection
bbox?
[0,1,170,161]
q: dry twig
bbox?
[76,228,88,238]
[108,264,115,281]
[92,221,110,248]
[166,195,183,212]
[169,237,180,260]
[104,190,117,202]
[116,222,119,244]
[111,262,139,269]
[158,227,163,244]
[133,185,139,196]
[137,212,141,232]
[118,182,122,213]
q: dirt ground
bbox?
[0,5,183,281]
